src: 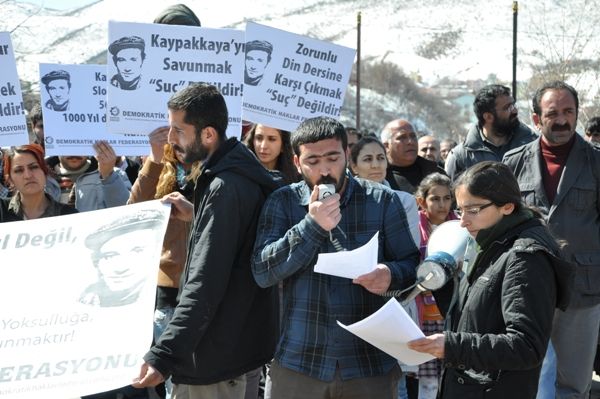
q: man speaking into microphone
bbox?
[252,116,420,399]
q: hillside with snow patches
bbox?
[3,0,600,136]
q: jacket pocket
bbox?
[566,184,595,211]
[573,252,600,296]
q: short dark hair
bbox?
[532,81,579,117]
[350,135,385,165]
[167,83,228,139]
[473,84,511,127]
[454,161,524,214]
[30,104,43,129]
[291,117,347,156]
[585,116,600,136]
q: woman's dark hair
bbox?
[3,144,49,186]
[244,124,299,184]
[453,161,525,214]
[415,172,452,200]
[350,135,386,166]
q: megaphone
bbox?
[400,220,472,305]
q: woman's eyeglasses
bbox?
[456,202,495,216]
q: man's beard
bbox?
[492,114,519,137]
[304,172,346,193]
[173,134,209,164]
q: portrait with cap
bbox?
[108,36,146,91]
[41,70,71,112]
[244,39,273,86]
[79,209,165,307]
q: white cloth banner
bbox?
[0,201,170,398]
[0,32,28,147]
[39,63,150,156]
[107,21,244,138]
[242,22,356,132]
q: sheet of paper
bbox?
[314,231,378,279]
[338,298,436,366]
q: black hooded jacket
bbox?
[144,138,280,384]
[435,211,573,399]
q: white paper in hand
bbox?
[314,231,378,279]
[337,298,435,366]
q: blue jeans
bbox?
[536,342,556,399]
[154,307,175,399]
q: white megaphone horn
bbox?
[401,220,472,305]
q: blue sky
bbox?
[18,0,97,11]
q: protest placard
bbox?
[0,32,28,147]
[107,21,244,138]
[0,201,169,398]
[242,22,356,132]
[40,63,150,156]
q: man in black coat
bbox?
[133,83,279,399]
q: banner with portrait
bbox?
[0,32,28,147]
[107,21,244,138]
[39,63,150,156]
[242,22,356,132]
[0,201,170,398]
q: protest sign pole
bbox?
[512,1,518,101]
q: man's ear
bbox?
[203,127,218,145]
[483,111,494,125]
[532,113,541,129]
[293,154,301,174]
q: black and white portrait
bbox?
[108,36,146,91]
[244,40,273,86]
[41,70,71,112]
[79,209,164,307]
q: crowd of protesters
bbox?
[1,4,600,399]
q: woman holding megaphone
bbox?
[408,161,573,399]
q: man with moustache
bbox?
[134,83,279,399]
[504,81,600,398]
[445,84,536,181]
[382,119,445,193]
[252,117,420,398]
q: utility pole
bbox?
[356,11,361,131]
[512,1,518,100]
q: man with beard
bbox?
[252,117,420,399]
[133,83,280,399]
[445,84,536,181]
[504,81,600,399]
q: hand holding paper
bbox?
[314,231,378,279]
[337,298,436,366]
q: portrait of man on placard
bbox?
[108,36,146,91]
[41,70,71,112]
[244,39,273,86]
[79,209,164,307]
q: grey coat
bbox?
[445,122,537,181]
[503,134,600,307]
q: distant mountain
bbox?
[3,0,599,137]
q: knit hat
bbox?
[153,4,201,27]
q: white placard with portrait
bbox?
[0,201,169,399]
[39,63,150,156]
[0,32,28,147]
[107,21,244,138]
[242,22,356,132]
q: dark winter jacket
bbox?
[144,138,280,385]
[386,156,446,193]
[445,122,537,181]
[436,210,573,399]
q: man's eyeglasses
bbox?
[456,202,495,216]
